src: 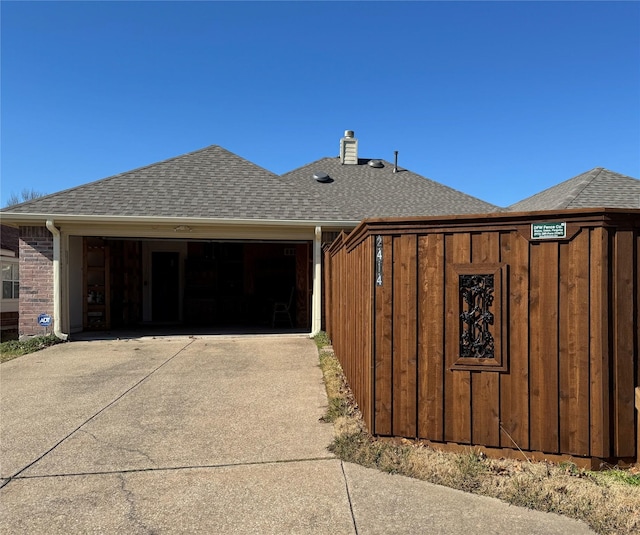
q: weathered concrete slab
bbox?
[0,460,353,535]
[344,462,594,535]
[0,338,190,478]
[16,337,333,477]
[0,335,595,534]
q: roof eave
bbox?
[0,212,360,229]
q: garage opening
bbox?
[79,237,312,334]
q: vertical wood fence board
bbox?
[346,249,356,411]
[443,233,456,442]
[558,241,570,452]
[367,239,376,431]
[327,249,335,344]
[324,249,332,339]
[612,230,636,457]
[470,232,501,447]
[334,249,342,355]
[417,234,445,441]
[362,239,374,431]
[392,235,418,437]
[530,241,560,453]
[589,226,610,457]
[349,249,359,415]
[444,233,472,444]
[574,230,592,456]
[350,247,357,418]
[637,229,640,464]
[637,230,640,459]
[334,248,348,407]
[374,235,394,434]
[334,248,341,348]
[330,249,336,341]
[340,238,371,432]
[637,231,640,396]
[339,247,345,353]
[499,231,530,449]
[559,230,591,455]
[471,371,500,447]
[333,251,341,361]
[351,248,358,408]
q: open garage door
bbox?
[76,238,312,334]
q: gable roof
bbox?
[508,168,640,212]
[2,146,498,223]
[1,145,313,221]
[279,157,499,220]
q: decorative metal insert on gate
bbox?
[459,274,495,359]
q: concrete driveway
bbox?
[0,335,593,534]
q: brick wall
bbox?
[19,226,53,337]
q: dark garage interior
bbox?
[84,238,312,333]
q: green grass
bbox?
[0,334,64,363]
[313,331,331,349]
[594,468,640,487]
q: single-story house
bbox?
[1,131,502,338]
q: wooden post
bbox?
[636,387,640,465]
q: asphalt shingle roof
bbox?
[2,146,499,221]
[279,157,499,219]
[2,146,304,220]
[508,168,640,212]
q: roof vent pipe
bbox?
[339,130,358,165]
[393,151,398,173]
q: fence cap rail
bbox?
[333,207,640,252]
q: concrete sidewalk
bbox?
[0,335,593,534]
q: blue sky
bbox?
[2,1,639,208]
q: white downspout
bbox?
[45,220,69,341]
[310,225,322,337]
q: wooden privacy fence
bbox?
[325,208,640,465]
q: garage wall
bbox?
[18,226,53,337]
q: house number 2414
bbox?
[375,235,383,286]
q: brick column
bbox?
[19,226,53,337]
